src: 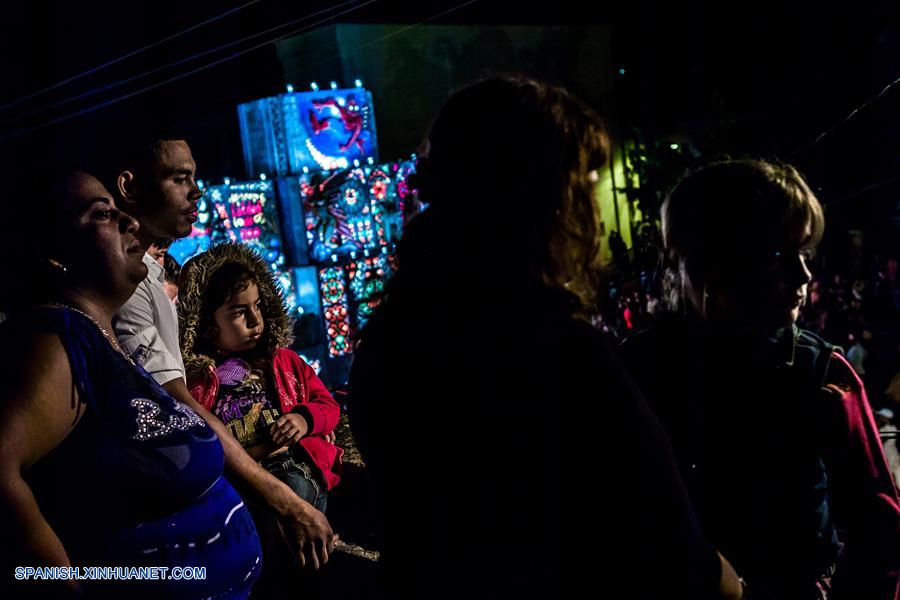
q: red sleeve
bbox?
[824,352,900,599]
[289,351,340,437]
[186,367,218,412]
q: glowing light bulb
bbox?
[224,177,231,185]
[310,81,319,91]
[286,84,294,93]
[330,81,338,90]
[354,79,363,87]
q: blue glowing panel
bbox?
[288,266,323,317]
[238,87,379,177]
[169,180,303,316]
[205,181,284,267]
[299,159,415,263]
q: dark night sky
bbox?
[0,1,897,249]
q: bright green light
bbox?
[670,143,679,150]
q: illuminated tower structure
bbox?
[236,80,414,384]
[169,81,414,384]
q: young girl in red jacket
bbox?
[178,242,341,519]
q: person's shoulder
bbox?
[7,326,67,361]
[619,324,657,353]
[793,327,850,390]
[119,274,156,310]
[271,346,297,359]
[141,251,164,276]
[6,306,87,340]
[618,319,677,366]
[555,315,605,347]
[0,314,70,381]
[521,314,612,368]
[273,347,309,372]
[795,327,841,354]
[542,317,639,387]
[823,351,864,395]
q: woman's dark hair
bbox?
[661,158,824,312]
[0,168,92,313]
[376,76,609,323]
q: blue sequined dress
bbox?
[21,307,262,598]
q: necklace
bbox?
[50,303,136,365]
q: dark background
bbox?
[0,1,897,256]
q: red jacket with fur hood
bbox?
[179,243,342,490]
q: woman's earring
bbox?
[47,258,68,275]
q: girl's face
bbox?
[212,282,265,354]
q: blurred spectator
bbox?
[162,253,180,302]
[147,237,173,267]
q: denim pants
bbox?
[260,448,327,513]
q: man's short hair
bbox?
[93,122,188,191]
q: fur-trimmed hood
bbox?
[178,242,295,378]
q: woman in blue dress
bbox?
[0,170,262,598]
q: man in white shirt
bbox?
[112,136,336,569]
[115,251,185,382]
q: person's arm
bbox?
[0,334,83,595]
[162,377,337,569]
[271,351,339,447]
[296,358,340,435]
[823,353,900,599]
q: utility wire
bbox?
[787,73,900,159]
[0,0,263,114]
[0,0,367,128]
[102,0,478,139]
[0,0,377,142]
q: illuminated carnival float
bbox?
[168,80,416,384]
